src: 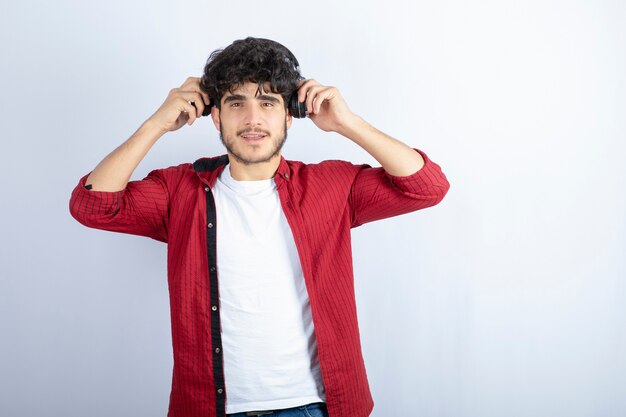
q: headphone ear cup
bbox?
[191,100,213,117]
[202,99,213,117]
[288,92,307,118]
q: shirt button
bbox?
[217,388,223,394]
[215,347,221,353]
[211,305,217,311]
[207,223,214,228]
[284,173,289,179]
[210,266,216,272]
[204,187,210,192]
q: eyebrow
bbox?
[223,94,281,104]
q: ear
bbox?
[286,111,293,130]
[211,106,221,131]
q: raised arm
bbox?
[70,77,211,241]
[295,79,449,227]
[296,79,426,177]
[86,77,210,191]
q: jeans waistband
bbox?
[227,401,326,416]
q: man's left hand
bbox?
[297,79,357,134]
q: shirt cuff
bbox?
[70,172,126,215]
[385,148,451,197]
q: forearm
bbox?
[86,120,165,191]
[337,115,424,176]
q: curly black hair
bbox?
[199,37,303,110]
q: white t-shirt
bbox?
[212,164,326,414]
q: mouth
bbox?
[240,132,268,142]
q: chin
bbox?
[221,133,287,166]
[230,148,282,166]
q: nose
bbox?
[242,103,263,126]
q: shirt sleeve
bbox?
[349,148,450,228]
[69,169,170,243]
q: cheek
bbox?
[218,116,239,132]
[271,111,288,125]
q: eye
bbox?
[230,102,241,108]
[262,102,274,107]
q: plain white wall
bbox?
[1,1,624,416]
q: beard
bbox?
[219,119,288,166]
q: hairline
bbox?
[219,81,288,107]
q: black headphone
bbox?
[192,88,306,118]
[287,91,308,118]
[284,51,308,118]
[194,50,308,119]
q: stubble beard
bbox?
[219,119,288,166]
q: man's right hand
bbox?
[84,77,211,192]
[147,77,211,134]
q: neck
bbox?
[227,153,282,181]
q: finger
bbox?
[179,98,197,125]
[180,92,206,118]
[297,78,320,103]
[305,85,326,114]
[185,78,210,106]
[298,79,319,103]
[191,100,202,118]
[314,87,336,114]
[191,93,206,118]
[180,76,201,89]
[194,90,211,113]
[199,90,211,106]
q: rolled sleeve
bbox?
[69,170,170,243]
[385,148,451,202]
[349,148,450,227]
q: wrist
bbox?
[336,114,372,143]
[140,119,168,142]
[335,113,365,138]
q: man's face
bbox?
[211,81,293,166]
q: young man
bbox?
[69,37,450,417]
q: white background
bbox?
[1,1,624,416]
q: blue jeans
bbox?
[226,402,329,417]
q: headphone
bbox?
[194,49,308,119]
[194,91,307,119]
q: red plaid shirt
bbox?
[69,148,450,417]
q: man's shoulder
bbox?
[142,161,202,193]
[285,157,374,189]
[147,161,196,178]
[149,153,228,177]
[285,156,369,169]
[286,157,370,176]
